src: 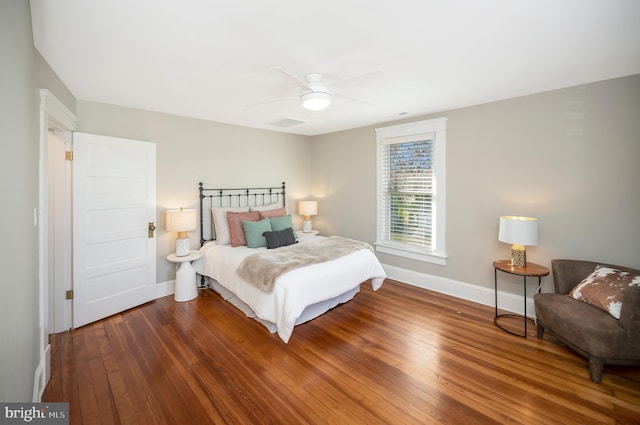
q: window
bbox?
[375,118,447,265]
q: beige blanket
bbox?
[236,236,374,292]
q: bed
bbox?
[192,182,386,343]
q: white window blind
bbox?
[381,138,434,248]
[375,117,447,265]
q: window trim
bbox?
[375,117,447,265]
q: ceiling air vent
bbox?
[267,117,306,128]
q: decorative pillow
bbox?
[264,228,297,249]
[258,207,287,218]
[569,266,640,319]
[242,218,272,248]
[250,203,281,212]
[269,214,296,234]
[211,206,250,245]
[227,211,260,247]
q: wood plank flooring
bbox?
[43,279,640,424]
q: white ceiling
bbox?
[30,0,640,136]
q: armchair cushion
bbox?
[535,292,630,359]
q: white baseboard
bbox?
[156,280,175,299]
[382,264,537,318]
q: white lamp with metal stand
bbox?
[498,215,538,267]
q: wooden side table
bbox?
[493,260,549,338]
[167,250,204,302]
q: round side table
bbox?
[167,250,204,302]
[493,260,549,338]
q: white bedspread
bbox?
[192,235,386,342]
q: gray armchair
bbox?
[534,259,640,383]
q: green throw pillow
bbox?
[269,214,297,239]
[242,218,272,248]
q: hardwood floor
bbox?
[43,279,640,424]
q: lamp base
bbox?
[176,238,190,257]
[303,220,313,233]
[511,245,527,267]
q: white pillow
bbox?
[250,203,283,212]
[211,206,249,245]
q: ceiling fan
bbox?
[248,67,380,111]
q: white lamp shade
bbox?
[166,208,197,232]
[298,201,318,217]
[498,216,538,246]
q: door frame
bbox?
[35,89,78,401]
[48,129,73,332]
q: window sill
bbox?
[374,242,447,266]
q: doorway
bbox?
[47,129,73,332]
[37,91,158,400]
[36,89,77,401]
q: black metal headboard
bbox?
[198,182,286,246]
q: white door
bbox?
[73,132,156,328]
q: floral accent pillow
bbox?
[569,266,640,319]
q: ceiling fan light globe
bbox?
[301,92,331,111]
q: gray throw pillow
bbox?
[264,228,297,249]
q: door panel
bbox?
[73,132,156,328]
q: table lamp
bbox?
[166,208,197,256]
[298,200,317,233]
[498,215,538,267]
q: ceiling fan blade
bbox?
[333,93,374,107]
[327,71,383,91]
[245,97,297,108]
[270,67,312,90]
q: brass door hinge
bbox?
[65,151,73,161]
[66,290,74,300]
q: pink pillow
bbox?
[258,207,286,219]
[227,211,260,247]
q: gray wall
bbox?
[76,102,313,284]
[311,74,640,293]
[1,0,79,401]
[34,50,77,115]
[0,0,41,401]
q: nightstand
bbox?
[493,260,549,338]
[167,250,204,302]
[297,230,319,236]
